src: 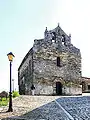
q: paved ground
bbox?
[0,96,60,120]
[1,94,90,120]
[56,96,90,120]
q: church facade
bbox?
[18,24,82,95]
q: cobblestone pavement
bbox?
[1,95,90,120]
[19,101,70,120]
[0,95,60,120]
[56,96,90,120]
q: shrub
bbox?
[0,99,9,106]
[12,91,20,98]
[0,91,8,101]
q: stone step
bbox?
[1,116,27,120]
[2,118,45,120]
[13,95,59,102]
[1,116,47,120]
[1,117,36,120]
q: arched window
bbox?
[61,34,66,45]
[57,57,60,67]
[52,32,56,40]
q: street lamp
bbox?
[12,79,14,92]
[7,52,15,112]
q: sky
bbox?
[0,0,90,92]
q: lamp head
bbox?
[7,52,15,61]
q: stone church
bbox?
[18,24,82,95]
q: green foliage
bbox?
[0,98,9,106]
[12,91,20,98]
[1,97,7,101]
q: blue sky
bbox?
[0,0,90,92]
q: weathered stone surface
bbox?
[2,95,90,120]
[18,24,82,95]
[0,95,60,120]
[56,96,90,120]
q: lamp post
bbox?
[12,79,14,92]
[7,52,15,112]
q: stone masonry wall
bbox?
[33,30,81,95]
[18,48,33,95]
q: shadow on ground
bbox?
[1,99,69,120]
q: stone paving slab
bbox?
[20,101,71,120]
[1,95,90,120]
[0,96,60,120]
[56,96,90,120]
[2,101,71,120]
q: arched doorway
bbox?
[56,82,62,95]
